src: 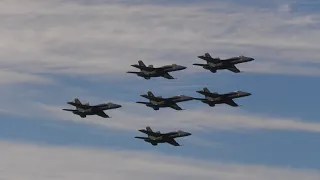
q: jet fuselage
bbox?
[146,96,193,108]
[196,90,251,106]
[146,131,192,143]
[70,103,121,117]
[204,57,254,69]
[130,64,186,78]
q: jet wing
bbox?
[96,111,110,118]
[166,139,181,146]
[168,103,183,110]
[161,72,175,79]
[224,99,239,107]
[227,65,241,73]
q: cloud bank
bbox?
[0,0,319,84]
[1,140,319,180]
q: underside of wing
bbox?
[227,65,241,73]
[168,103,183,110]
[224,99,239,107]
[161,72,174,79]
[166,139,181,146]
[146,140,158,146]
[96,111,110,118]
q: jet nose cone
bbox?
[248,57,254,61]
[247,92,252,96]
[186,132,192,136]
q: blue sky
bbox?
[0,0,319,179]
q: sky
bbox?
[0,0,320,179]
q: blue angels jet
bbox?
[62,98,122,118]
[193,53,254,73]
[193,87,251,107]
[135,126,191,146]
[136,91,193,110]
[127,60,187,79]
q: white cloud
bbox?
[0,0,319,80]
[0,140,319,180]
[0,70,53,84]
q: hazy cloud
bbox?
[1,140,319,180]
[0,0,319,81]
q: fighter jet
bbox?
[193,53,254,73]
[135,126,191,146]
[62,98,122,118]
[193,87,251,107]
[127,60,187,79]
[136,91,193,110]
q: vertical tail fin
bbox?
[138,60,146,67]
[147,91,155,97]
[74,98,82,105]
[146,126,154,138]
[203,88,210,93]
[205,53,212,58]
[146,126,153,132]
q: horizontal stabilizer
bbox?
[193,63,207,67]
[62,109,77,112]
[134,137,150,140]
[136,101,149,105]
[127,71,139,74]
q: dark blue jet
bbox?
[193,53,254,73]
[62,98,122,118]
[193,87,251,107]
[127,60,186,79]
[135,126,191,146]
[136,91,193,110]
